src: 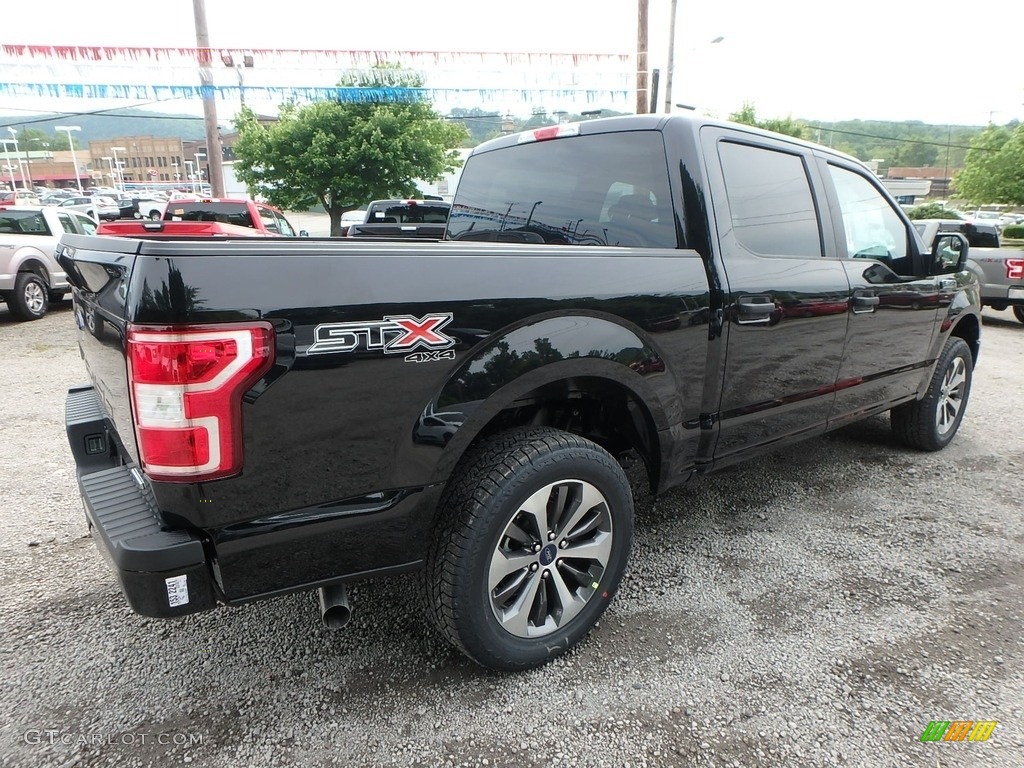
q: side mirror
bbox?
[299,229,309,237]
[931,232,969,275]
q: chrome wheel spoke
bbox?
[501,571,543,636]
[561,530,613,565]
[945,361,966,392]
[492,567,530,607]
[554,481,606,540]
[488,550,535,591]
[518,487,552,542]
[550,568,587,626]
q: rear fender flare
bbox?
[418,313,682,482]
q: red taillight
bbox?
[127,323,274,482]
[1006,259,1024,281]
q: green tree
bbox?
[728,103,806,139]
[893,138,939,167]
[231,65,467,235]
[905,202,961,220]
[954,123,1024,205]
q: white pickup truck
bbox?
[0,206,98,320]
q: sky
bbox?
[0,0,1020,129]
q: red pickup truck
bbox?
[97,198,307,237]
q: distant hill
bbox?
[0,108,207,142]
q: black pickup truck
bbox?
[345,198,451,238]
[58,114,981,672]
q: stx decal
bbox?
[307,313,456,357]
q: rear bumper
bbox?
[65,385,218,618]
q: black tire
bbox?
[426,427,634,671]
[149,210,162,221]
[1013,305,1024,325]
[891,337,972,451]
[8,272,49,320]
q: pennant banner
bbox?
[0,82,630,104]
[0,44,631,67]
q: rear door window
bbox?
[717,141,822,258]
[0,210,50,235]
[447,132,677,248]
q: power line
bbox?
[805,123,994,153]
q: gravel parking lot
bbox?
[1,299,1021,768]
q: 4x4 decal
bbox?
[307,313,456,361]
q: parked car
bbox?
[347,199,451,238]
[0,190,42,208]
[57,195,120,222]
[338,209,366,237]
[133,196,169,221]
[0,206,96,320]
[40,189,76,204]
[970,211,1014,230]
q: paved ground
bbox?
[287,210,332,237]
[0,299,1021,768]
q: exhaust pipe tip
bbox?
[318,584,352,629]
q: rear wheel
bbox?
[8,272,49,320]
[891,337,972,451]
[1013,305,1024,325]
[426,427,633,671]
[149,210,162,221]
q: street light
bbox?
[55,125,83,193]
[110,146,127,192]
[194,152,207,194]
[1,141,17,190]
[8,128,30,188]
[101,156,116,190]
[184,160,195,193]
[663,27,724,114]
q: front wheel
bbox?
[8,272,49,320]
[891,337,972,451]
[1013,305,1024,325]
[426,428,634,671]
[149,211,162,221]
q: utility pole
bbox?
[663,0,678,113]
[193,0,225,197]
[636,0,649,114]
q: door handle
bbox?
[735,295,775,324]
[852,291,879,313]
[939,278,957,291]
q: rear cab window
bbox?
[166,201,254,228]
[367,201,451,224]
[446,131,677,248]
